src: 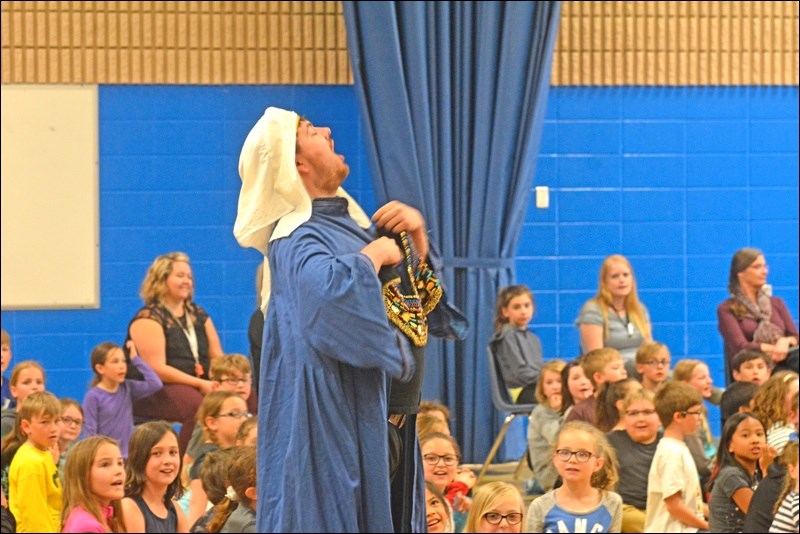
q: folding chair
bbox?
[475,345,537,486]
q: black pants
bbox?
[389,414,418,533]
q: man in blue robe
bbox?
[234,107,437,532]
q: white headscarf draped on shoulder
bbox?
[234,107,371,313]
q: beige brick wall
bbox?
[2,1,797,85]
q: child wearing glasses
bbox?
[635,342,671,393]
[607,388,662,532]
[644,381,709,532]
[463,481,525,533]
[708,412,774,533]
[57,398,84,481]
[187,391,250,526]
[420,432,475,532]
[526,421,621,533]
[81,341,162,458]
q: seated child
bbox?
[420,431,475,532]
[1,360,46,438]
[595,377,642,433]
[190,448,236,533]
[635,342,671,393]
[81,340,161,458]
[207,446,257,533]
[419,400,452,430]
[527,359,567,493]
[424,481,453,534]
[490,285,544,403]
[769,440,798,533]
[560,358,594,420]
[644,381,709,532]
[751,370,799,455]
[235,417,257,447]
[463,481,525,533]
[61,436,126,533]
[606,389,662,533]
[566,348,627,426]
[1,329,13,410]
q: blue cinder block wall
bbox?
[2,85,798,436]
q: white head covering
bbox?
[233,107,371,313]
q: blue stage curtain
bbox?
[343,1,560,463]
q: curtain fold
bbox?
[344,0,561,463]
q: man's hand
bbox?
[372,201,428,261]
[361,236,403,273]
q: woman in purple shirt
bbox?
[717,248,798,383]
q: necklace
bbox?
[165,304,203,376]
[610,306,635,337]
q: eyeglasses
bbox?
[422,453,459,466]
[218,377,251,387]
[61,416,83,426]
[217,411,252,420]
[555,448,594,463]
[625,409,657,418]
[483,512,523,526]
[644,359,670,367]
[680,410,703,418]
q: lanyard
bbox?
[611,307,635,337]
[166,305,203,376]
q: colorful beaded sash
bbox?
[382,231,442,347]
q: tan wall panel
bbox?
[1,0,351,84]
[553,0,798,85]
[1,1,797,85]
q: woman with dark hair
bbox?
[717,248,798,382]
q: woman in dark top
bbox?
[717,248,798,382]
[127,252,224,455]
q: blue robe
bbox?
[256,197,414,532]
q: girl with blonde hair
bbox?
[463,481,525,533]
[61,436,126,533]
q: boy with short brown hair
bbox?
[645,382,708,532]
[566,347,627,425]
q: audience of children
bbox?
[769,439,798,533]
[634,342,671,393]
[463,481,525,533]
[206,445,257,533]
[61,435,126,533]
[424,481,454,533]
[490,285,544,403]
[8,391,63,533]
[645,380,709,532]
[526,421,622,533]
[121,421,188,532]
[566,347,627,425]
[81,341,162,458]
[606,388,662,533]
[526,358,567,494]
[707,412,773,532]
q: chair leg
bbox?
[476,413,516,486]
[512,450,529,479]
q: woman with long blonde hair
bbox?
[576,254,652,377]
